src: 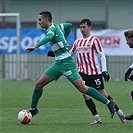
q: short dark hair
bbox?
[124,30,133,38]
[80,19,92,27]
[39,11,52,22]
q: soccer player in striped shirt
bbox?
[124,30,133,120]
[70,19,127,124]
[25,11,115,121]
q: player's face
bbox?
[38,15,48,28]
[126,37,133,48]
[79,23,91,38]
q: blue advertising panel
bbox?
[0,29,74,54]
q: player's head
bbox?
[124,30,133,48]
[80,19,92,27]
[79,19,92,38]
[38,11,52,28]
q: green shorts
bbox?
[44,56,81,81]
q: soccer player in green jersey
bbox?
[25,11,115,119]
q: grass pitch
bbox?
[1,80,133,133]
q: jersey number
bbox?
[95,78,101,85]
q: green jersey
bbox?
[37,23,72,60]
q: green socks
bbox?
[31,88,43,108]
[86,87,108,104]
[30,87,108,108]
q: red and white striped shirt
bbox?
[70,35,107,75]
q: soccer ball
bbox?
[18,110,32,124]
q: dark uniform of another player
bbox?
[124,30,133,120]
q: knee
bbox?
[101,93,108,98]
[79,85,88,93]
[98,90,108,98]
[82,93,90,100]
[35,81,44,90]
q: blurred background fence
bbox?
[0,54,132,81]
[0,0,133,81]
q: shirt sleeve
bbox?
[59,23,72,37]
[93,37,107,72]
[37,31,54,47]
[69,40,77,56]
[93,38,102,53]
[97,51,107,72]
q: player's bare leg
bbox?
[83,94,102,124]
[71,78,115,118]
[29,74,54,116]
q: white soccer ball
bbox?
[18,110,32,124]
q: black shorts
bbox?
[79,72,104,90]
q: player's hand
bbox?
[25,47,36,52]
[125,68,132,81]
[102,71,110,82]
[47,51,55,57]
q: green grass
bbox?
[1,80,133,133]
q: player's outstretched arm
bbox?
[25,33,53,52]
[25,44,38,52]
